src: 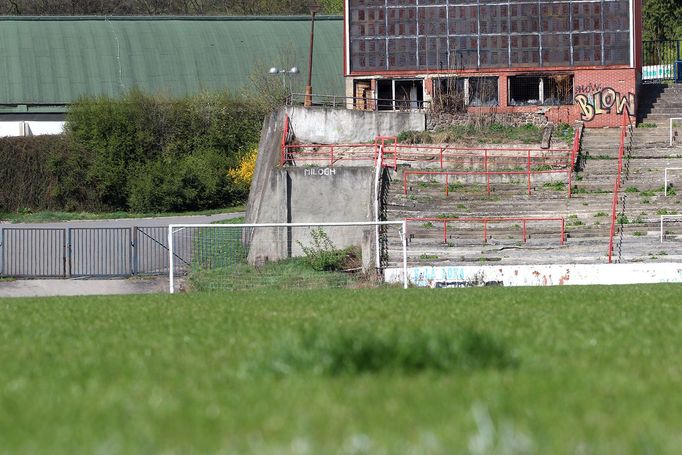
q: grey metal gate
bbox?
[0,226,182,279]
[0,228,66,277]
[70,228,131,277]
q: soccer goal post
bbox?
[168,221,408,293]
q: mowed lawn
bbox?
[1,285,682,454]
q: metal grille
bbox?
[0,226,185,279]
[348,0,631,72]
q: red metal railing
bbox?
[407,217,566,245]
[402,148,571,197]
[607,112,631,263]
[375,136,399,170]
[283,140,571,170]
[280,114,290,166]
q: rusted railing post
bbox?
[527,150,532,195]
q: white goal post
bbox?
[660,214,682,242]
[670,117,682,147]
[168,221,408,293]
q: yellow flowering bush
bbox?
[228,148,258,190]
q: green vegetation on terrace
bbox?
[2,284,682,453]
[397,123,544,145]
[0,206,244,224]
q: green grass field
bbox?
[2,285,682,454]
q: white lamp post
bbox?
[269,66,300,90]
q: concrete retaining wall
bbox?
[246,107,412,265]
[385,263,682,287]
[246,159,376,264]
[286,106,426,143]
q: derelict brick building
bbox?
[343,0,643,127]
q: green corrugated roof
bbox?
[0,16,344,106]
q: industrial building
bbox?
[0,15,344,136]
[344,0,643,127]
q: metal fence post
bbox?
[0,228,4,277]
[66,228,71,278]
[131,227,138,276]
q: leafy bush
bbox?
[397,130,432,144]
[127,149,235,212]
[0,90,265,213]
[0,135,100,212]
[297,228,358,272]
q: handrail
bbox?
[282,141,572,170]
[286,93,432,111]
[406,216,565,245]
[607,111,630,263]
[280,114,290,166]
[403,166,570,198]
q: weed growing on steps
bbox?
[656,209,678,216]
[543,181,566,191]
[666,184,677,196]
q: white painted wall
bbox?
[385,263,682,287]
[0,121,65,137]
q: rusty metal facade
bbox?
[348,0,631,73]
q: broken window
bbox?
[432,77,497,110]
[509,76,541,106]
[509,75,574,106]
[376,79,425,111]
[469,77,499,107]
[543,75,574,106]
[433,77,465,112]
[395,80,424,110]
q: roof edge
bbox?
[0,15,343,22]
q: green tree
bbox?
[643,0,682,41]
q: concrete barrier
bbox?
[385,263,682,287]
[285,106,426,143]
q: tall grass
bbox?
[261,327,516,376]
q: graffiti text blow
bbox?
[575,87,635,122]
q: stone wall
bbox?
[426,111,549,131]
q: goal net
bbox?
[168,221,408,293]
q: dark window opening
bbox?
[509,76,541,106]
[509,75,574,106]
[377,80,393,110]
[469,77,499,106]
